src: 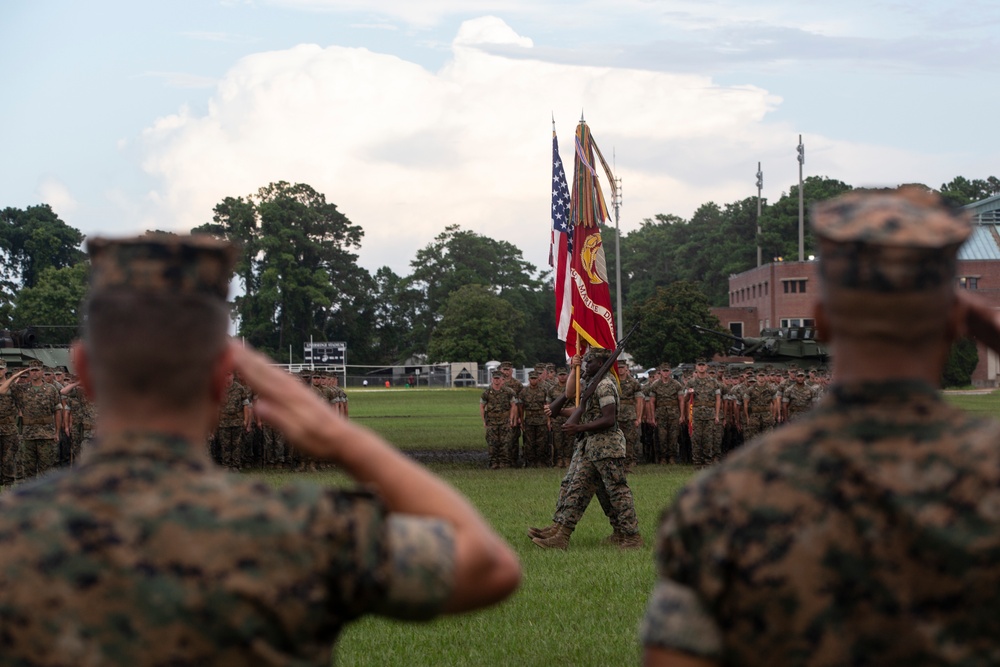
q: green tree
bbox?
[938,176,1000,207]
[427,284,524,364]
[409,225,549,359]
[758,176,853,264]
[0,204,85,289]
[196,182,365,360]
[624,282,725,368]
[11,262,90,345]
[942,338,979,388]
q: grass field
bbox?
[7,386,999,665]
[249,465,694,667]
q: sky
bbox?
[2,0,998,276]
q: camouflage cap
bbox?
[499,361,513,369]
[87,234,238,301]
[556,367,568,376]
[491,371,503,379]
[812,187,970,341]
[528,371,539,379]
[545,363,556,371]
[813,187,970,292]
[658,363,672,372]
[533,363,546,372]
[27,360,42,369]
[583,347,613,364]
[0,359,6,369]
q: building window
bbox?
[764,282,768,296]
[729,322,743,338]
[782,279,807,294]
[959,276,979,290]
[780,318,816,328]
[752,285,756,298]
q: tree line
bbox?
[2,175,996,369]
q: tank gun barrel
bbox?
[691,325,744,344]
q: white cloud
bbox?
[135,16,963,275]
[36,178,78,217]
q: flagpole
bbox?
[612,149,623,341]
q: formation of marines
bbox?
[0,360,352,486]
[482,356,830,469]
[0,359,96,485]
[210,368,348,472]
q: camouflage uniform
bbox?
[552,376,639,538]
[648,375,684,464]
[0,371,20,484]
[783,379,816,422]
[214,379,250,470]
[14,377,60,478]
[743,378,776,441]
[546,374,574,467]
[685,374,721,465]
[520,376,549,467]
[0,432,456,665]
[642,381,1000,665]
[643,188,991,664]
[63,384,97,463]
[502,368,524,467]
[480,383,515,468]
[616,372,642,468]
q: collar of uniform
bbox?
[826,379,941,408]
[79,431,214,469]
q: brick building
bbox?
[711,194,1000,386]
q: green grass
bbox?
[248,465,695,667]
[943,390,1000,416]
[347,388,484,450]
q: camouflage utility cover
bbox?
[87,234,237,299]
[641,380,1000,665]
[0,432,455,665]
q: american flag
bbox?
[549,130,573,343]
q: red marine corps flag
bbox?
[564,118,618,359]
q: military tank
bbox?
[0,327,72,370]
[692,325,830,369]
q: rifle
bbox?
[548,321,639,425]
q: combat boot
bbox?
[531,525,572,550]
[616,533,645,550]
[528,523,558,539]
[601,531,626,546]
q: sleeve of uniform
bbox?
[639,484,725,660]
[314,487,455,622]
[374,514,455,620]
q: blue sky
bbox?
[2,0,998,275]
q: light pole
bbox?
[756,162,763,267]
[797,135,805,262]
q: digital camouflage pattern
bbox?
[0,432,455,666]
[641,380,1000,665]
[520,382,549,467]
[481,386,515,468]
[617,373,642,467]
[783,381,816,420]
[0,388,20,484]
[546,381,574,467]
[686,376,720,465]
[648,377,684,464]
[14,382,60,440]
[552,376,639,536]
[87,234,238,299]
[581,377,625,461]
